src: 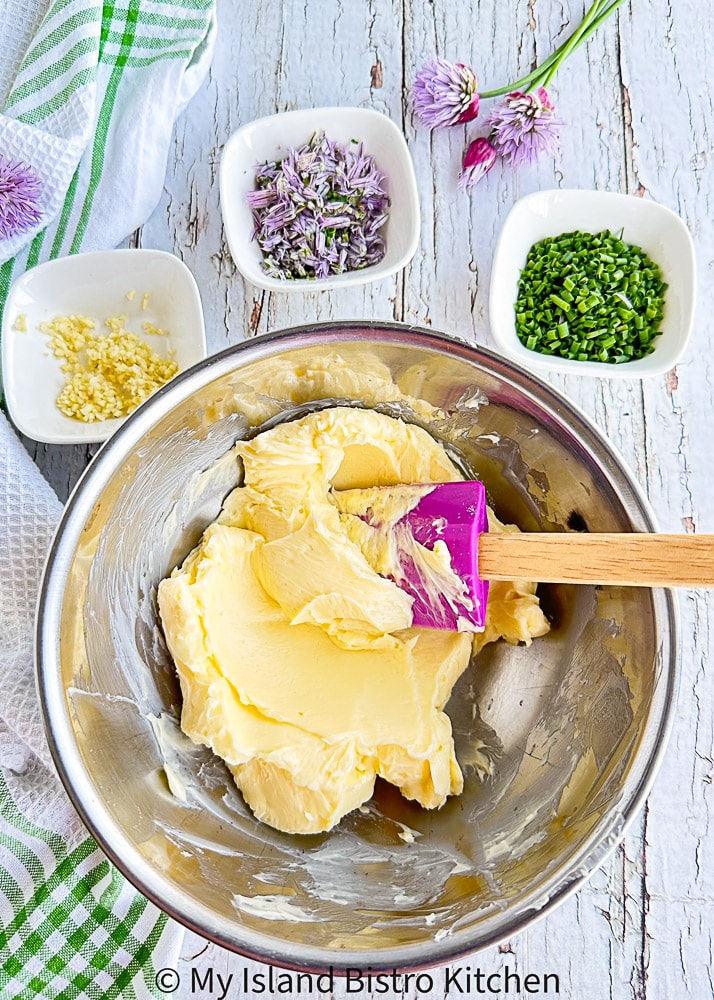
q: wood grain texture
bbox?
[21,0,714,996]
[479,532,714,586]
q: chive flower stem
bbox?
[480,0,628,99]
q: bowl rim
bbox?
[218,106,421,292]
[36,321,681,971]
[1,247,207,444]
[489,188,697,378]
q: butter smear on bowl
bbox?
[157,405,549,835]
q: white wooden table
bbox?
[22,1,714,997]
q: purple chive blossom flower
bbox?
[0,155,42,242]
[459,137,498,188]
[412,58,480,129]
[247,132,389,280]
[485,87,563,166]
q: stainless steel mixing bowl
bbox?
[37,323,678,971]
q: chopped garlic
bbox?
[41,312,178,422]
[142,321,168,336]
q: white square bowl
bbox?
[489,189,696,378]
[2,249,206,444]
[219,106,420,291]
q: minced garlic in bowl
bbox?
[42,312,178,423]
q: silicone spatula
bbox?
[335,480,714,632]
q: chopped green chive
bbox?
[514,229,667,365]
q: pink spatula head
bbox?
[338,481,714,633]
[336,480,490,632]
[399,481,489,631]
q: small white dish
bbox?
[489,189,696,378]
[2,249,206,444]
[219,106,420,291]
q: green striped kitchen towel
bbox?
[0,0,215,294]
[0,1,215,996]
[0,409,183,999]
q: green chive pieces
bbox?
[514,230,667,365]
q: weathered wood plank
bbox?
[18,0,714,995]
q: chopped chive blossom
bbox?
[514,229,667,365]
[247,131,389,280]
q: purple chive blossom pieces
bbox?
[485,87,563,166]
[412,58,480,129]
[459,137,498,188]
[0,156,42,242]
[247,132,390,280]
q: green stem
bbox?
[539,0,611,87]
[480,0,627,99]
[541,0,627,86]
[483,0,607,97]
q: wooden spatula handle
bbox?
[478,532,714,587]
